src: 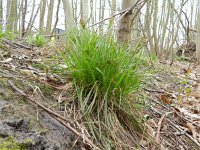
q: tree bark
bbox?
[62,0,75,32]
[52,0,61,35]
[152,0,159,56]
[6,0,12,31]
[117,0,133,44]
[109,0,116,27]
[29,1,41,32]
[21,0,27,36]
[0,0,2,30]
[45,0,54,35]
[12,0,18,32]
[145,0,154,55]
[25,0,35,34]
[117,0,132,44]
[196,2,200,64]
[39,0,47,32]
[81,0,89,22]
[99,0,105,32]
[6,0,18,32]
[159,1,170,53]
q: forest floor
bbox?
[0,39,200,149]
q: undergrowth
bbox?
[0,136,32,150]
[26,33,46,47]
[62,30,147,149]
[0,30,18,40]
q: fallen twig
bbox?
[8,80,99,149]
[169,120,200,147]
[150,106,200,147]
[155,114,165,143]
[143,88,165,93]
[3,39,32,50]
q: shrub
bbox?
[26,33,46,47]
[63,30,146,148]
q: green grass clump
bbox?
[0,30,18,40]
[26,33,46,47]
[63,30,146,148]
[0,136,24,150]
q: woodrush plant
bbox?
[26,33,46,47]
[0,30,18,40]
[5,31,18,40]
[0,30,5,39]
[63,30,146,148]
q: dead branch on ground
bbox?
[8,80,99,150]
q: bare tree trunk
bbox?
[145,0,154,55]
[131,0,141,47]
[93,0,97,23]
[159,1,170,53]
[0,0,2,30]
[81,0,89,22]
[62,0,75,32]
[96,0,106,32]
[21,0,27,36]
[90,0,94,24]
[6,0,12,31]
[25,0,35,34]
[52,0,61,35]
[39,0,47,32]
[94,0,97,24]
[107,0,116,35]
[117,0,133,44]
[13,0,18,32]
[45,0,54,35]
[73,0,78,26]
[6,0,18,32]
[29,1,41,32]
[109,0,116,27]
[190,0,194,28]
[196,1,200,64]
[100,0,105,32]
[152,0,159,56]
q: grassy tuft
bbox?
[63,30,146,148]
[0,30,18,40]
[26,33,46,47]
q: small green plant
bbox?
[27,33,46,47]
[0,31,5,39]
[5,31,18,40]
[63,30,146,148]
[0,31,18,40]
[0,136,23,150]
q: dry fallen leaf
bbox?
[185,122,197,141]
[146,119,157,138]
[189,92,200,99]
[160,94,172,105]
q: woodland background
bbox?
[1,0,200,61]
[0,0,200,149]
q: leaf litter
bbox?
[145,60,200,149]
